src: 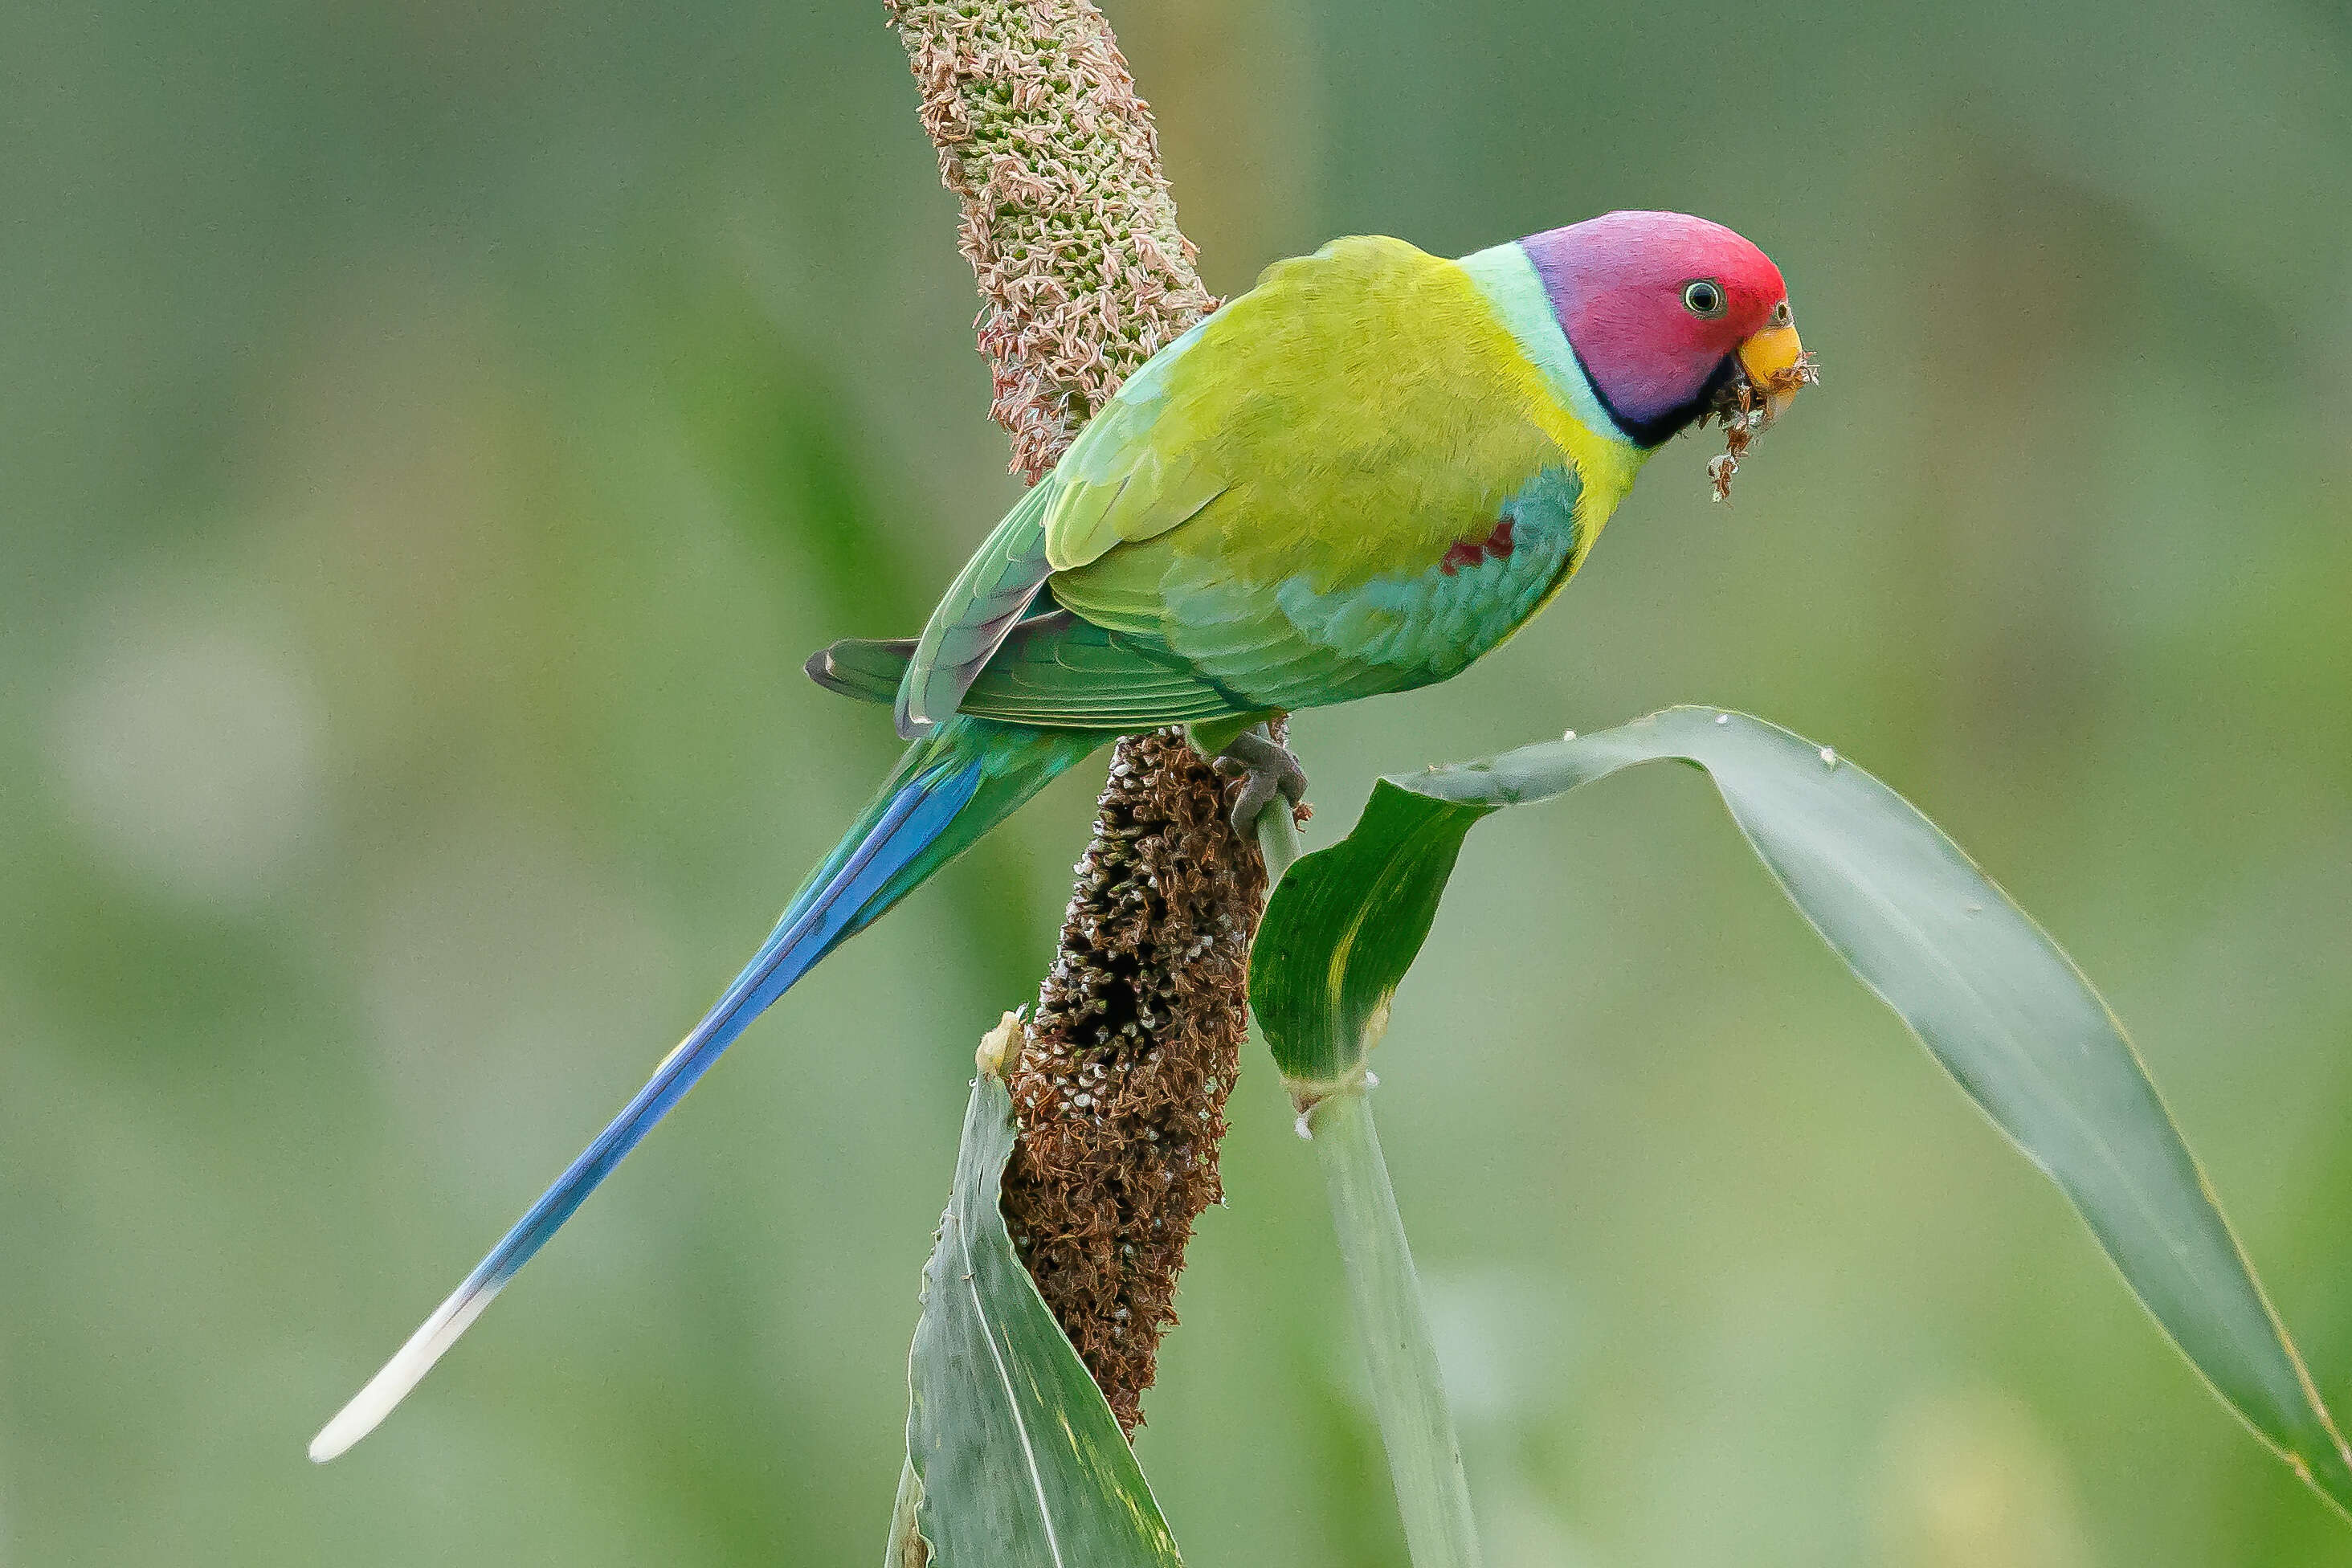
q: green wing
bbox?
[894,317,1227,737]
[894,480,1056,737]
[814,612,1243,729]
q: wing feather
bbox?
[897,317,1227,736]
[896,480,1059,737]
[822,613,1243,729]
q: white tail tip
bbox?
[309,1281,500,1462]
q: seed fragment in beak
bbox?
[1737,325,1811,419]
[1704,328,1818,503]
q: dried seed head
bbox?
[1700,349,1821,502]
[998,728,1271,1435]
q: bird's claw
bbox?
[1215,727,1309,835]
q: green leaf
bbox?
[900,1067,1186,1566]
[1250,705,2352,1521]
[1249,780,1495,1089]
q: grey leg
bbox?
[1214,724,1309,835]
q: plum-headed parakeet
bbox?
[312,209,1810,1460]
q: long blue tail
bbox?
[311,716,1103,1461]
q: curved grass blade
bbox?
[899,1059,1185,1566]
[1249,705,2352,1521]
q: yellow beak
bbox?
[1737,324,1809,418]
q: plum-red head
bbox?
[1521,210,1805,447]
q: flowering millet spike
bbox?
[884,0,1221,480]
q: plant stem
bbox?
[1305,1084,1484,1568]
[1252,800,1300,884]
[1249,790,1482,1567]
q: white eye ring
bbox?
[1681,279,1726,318]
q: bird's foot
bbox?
[1214,725,1309,835]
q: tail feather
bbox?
[804,635,915,705]
[310,716,1100,1462]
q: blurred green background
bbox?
[6,0,2350,1562]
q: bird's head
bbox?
[1522,210,1810,451]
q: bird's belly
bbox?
[1266,463,1586,699]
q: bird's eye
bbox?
[1770,300,1793,326]
[1681,279,1726,318]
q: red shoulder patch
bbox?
[1439,515,1516,576]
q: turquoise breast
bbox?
[1271,463,1583,686]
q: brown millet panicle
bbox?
[1000,729,1268,1434]
[884,0,1268,1435]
